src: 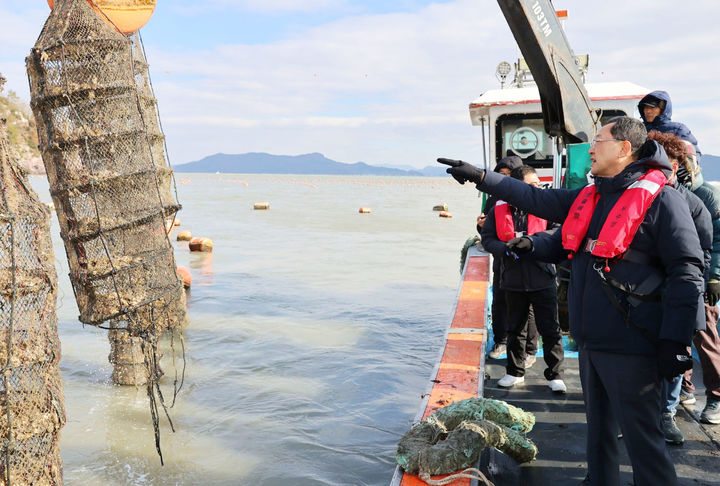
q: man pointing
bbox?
[439,116,705,486]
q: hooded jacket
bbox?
[639,90,701,156]
[476,141,705,355]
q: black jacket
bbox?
[674,182,712,284]
[685,169,720,281]
[481,204,557,292]
[477,141,705,355]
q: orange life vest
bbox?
[561,169,668,259]
[495,200,548,242]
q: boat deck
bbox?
[481,345,720,485]
[393,246,720,485]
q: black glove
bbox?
[706,281,720,307]
[506,236,533,255]
[657,340,693,382]
[437,158,486,186]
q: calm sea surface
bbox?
[30,173,484,486]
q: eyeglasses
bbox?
[591,137,623,146]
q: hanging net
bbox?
[26,0,185,332]
[0,75,66,486]
[26,0,185,462]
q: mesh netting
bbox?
[396,398,537,477]
[0,77,65,485]
[25,0,186,463]
[26,0,185,334]
[128,32,179,217]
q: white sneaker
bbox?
[497,374,524,388]
[548,379,567,393]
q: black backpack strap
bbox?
[593,260,660,344]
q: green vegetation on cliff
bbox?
[0,73,42,173]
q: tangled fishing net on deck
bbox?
[0,75,65,486]
[396,397,537,484]
[26,0,185,463]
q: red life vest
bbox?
[495,200,548,242]
[561,169,668,259]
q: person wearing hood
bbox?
[439,116,705,486]
[647,130,713,445]
[639,90,701,158]
[478,155,539,363]
[651,133,720,433]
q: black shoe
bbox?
[661,413,684,445]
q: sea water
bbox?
[31,173,485,486]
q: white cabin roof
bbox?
[469,81,649,108]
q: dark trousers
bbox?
[491,262,508,345]
[523,306,538,356]
[682,303,720,398]
[492,282,539,352]
[579,349,678,486]
[504,286,563,380]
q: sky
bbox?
[0,0,718,168]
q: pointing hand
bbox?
[437,158,486,186]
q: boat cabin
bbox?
[468,64,648,183]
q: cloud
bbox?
[142,0,511,164]
[1,0,719,167]
[168,0,347,15]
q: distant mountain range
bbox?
[174,151,720,179]
[173,152,447,176]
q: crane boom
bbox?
[497,0,599,143]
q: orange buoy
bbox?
[189,237,213,253]
[439,211,453,218]
[176,230,192,242]
[358,207,371,214]
[253,202,270,210]
[176,266,191,289]
[47,0,156,34]
[173,218,181,226]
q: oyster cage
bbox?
[26,0,185,332]
[0,112,65,485]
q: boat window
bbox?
[495,110,627,170]
[496,114,553,169]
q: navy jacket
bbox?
[674,183,712,284]
[481,204,557,292]
[477,141,705,355]
[685,169,720,281]
[639,90,701,157]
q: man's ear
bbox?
[619,140,633,158]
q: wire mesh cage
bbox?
[26,0,185,335]
[0,75,65,486]
[129,32,179,218]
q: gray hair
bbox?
[606,116,647,158]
